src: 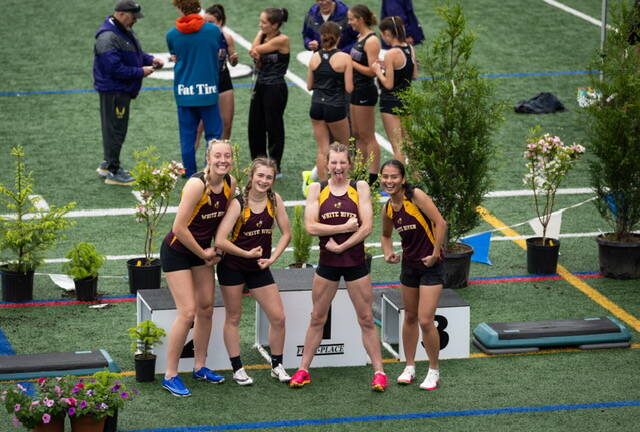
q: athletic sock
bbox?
[368,173,378,186]
[230,356,243,372]
[271,354,283,369]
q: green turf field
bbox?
[1,0,639,431]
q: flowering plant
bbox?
[131,146,184,265]
[2,377,70,429]
[523,126,585,243]
[61,371,136,420]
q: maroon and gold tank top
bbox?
[164,173,232,254]
[318,181,365,267]
[385,197,443,269]
[221,197,274,271]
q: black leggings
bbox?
[248,82,288,171]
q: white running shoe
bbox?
[270,364,291,383]
[419,369,440,390]
[396,365,416,384]
[232,368,254,386]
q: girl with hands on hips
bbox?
[214,157,292,386]
[380,159,447,391]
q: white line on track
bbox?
[224,26,394,154]
[542,0,615,30]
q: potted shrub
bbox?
[128,147,184,293]
[2,378,70,432]
[289,205,314,268]
[583,2,640,279]
[0,146,75,302]
[523,127,585,274]
[398,2,504,287]
[62,242,106,302]
[127,320,166,382]
[63,371,135,432]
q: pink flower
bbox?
[17,384,26,392]
[31,401,40,406]
[14,403,21,412]
[11,415,22,427]
[42,413,51,424]
[37,377,46,384]
[44,397,54,408]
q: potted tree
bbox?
[289,205,314,268]
[398,2,504,287]
[0,146,75,302]
[523,127,585,274]
[128,147,184,293]
[127,319,166,382]
[583,2,640,279]
[63,242,106,302]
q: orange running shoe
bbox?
[289,369,311,388]
[371,372,388,392]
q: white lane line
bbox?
[0,188,595,219]
[29,195,49,211]
[224,26,394,154]
[542,0,615,30]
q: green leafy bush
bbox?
[63,242,106,280]
[128,320,166,359]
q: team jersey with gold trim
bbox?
[318,181,365,267]
[164,173,232,254]
[221,197,274,271]
[386,197,442,269]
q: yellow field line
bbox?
[476,205,640,332]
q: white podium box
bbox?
[136,288,229,373]
[255,268,368,369]
[381,288,470,360]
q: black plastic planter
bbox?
[596,234,640,279]
[526,237,560,274]
[74,276,98,301]
[127,259,161,294]
[135,355,157,382]
[443,244,474,288]
[1,268,34,302]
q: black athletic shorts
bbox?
[309,102,347,123]
[350,85,378,106]
[379,95,404,115]
[400,262,444,288]
[316,263,369,282]
[160,241,206,272]
[219,68,233,93]
[216,260,275,289]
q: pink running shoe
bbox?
[289,369,311,388]
[371,372,388,392]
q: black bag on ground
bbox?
[514,92,565,114]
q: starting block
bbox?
[374,287,470,360]
[473,316,631,354]
[0,350,119,380]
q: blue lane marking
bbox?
[120,400,640,432]
[0,329,36,396]
[0,70,599,96]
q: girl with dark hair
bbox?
[372,16,417,162]
[248,8,290,177]
[201,3,238,140]
[214,157,292,385]
[160,139,236,397]
[307,21,353,182]
[290,142,388,392]
[379,159,447,390]
[347,4,382,186]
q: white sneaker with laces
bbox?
[419,369,440,390]
[232,367,254,386]
[270,364,291,383]
[397,365,416,384]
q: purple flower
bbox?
[11,415,22,427]
[120,392,130,399]
[79,400,87,409]
[72,387,80,393]
[85,389,94,396]
[42,413,51,424]
[132,389,140,395]
[110,383,121,392]
[68,407,76,416]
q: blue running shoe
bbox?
[193,367,225,384]
[162,376,192,397]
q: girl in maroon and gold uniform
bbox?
[380,159,447,390]
[290,142,387,392]
[214,157,292,385]
[160,139,236,397]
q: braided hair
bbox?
[243,157,278,211]
[380,159,415,201]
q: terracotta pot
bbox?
[70,415,106,432]
[32,415,65,432]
